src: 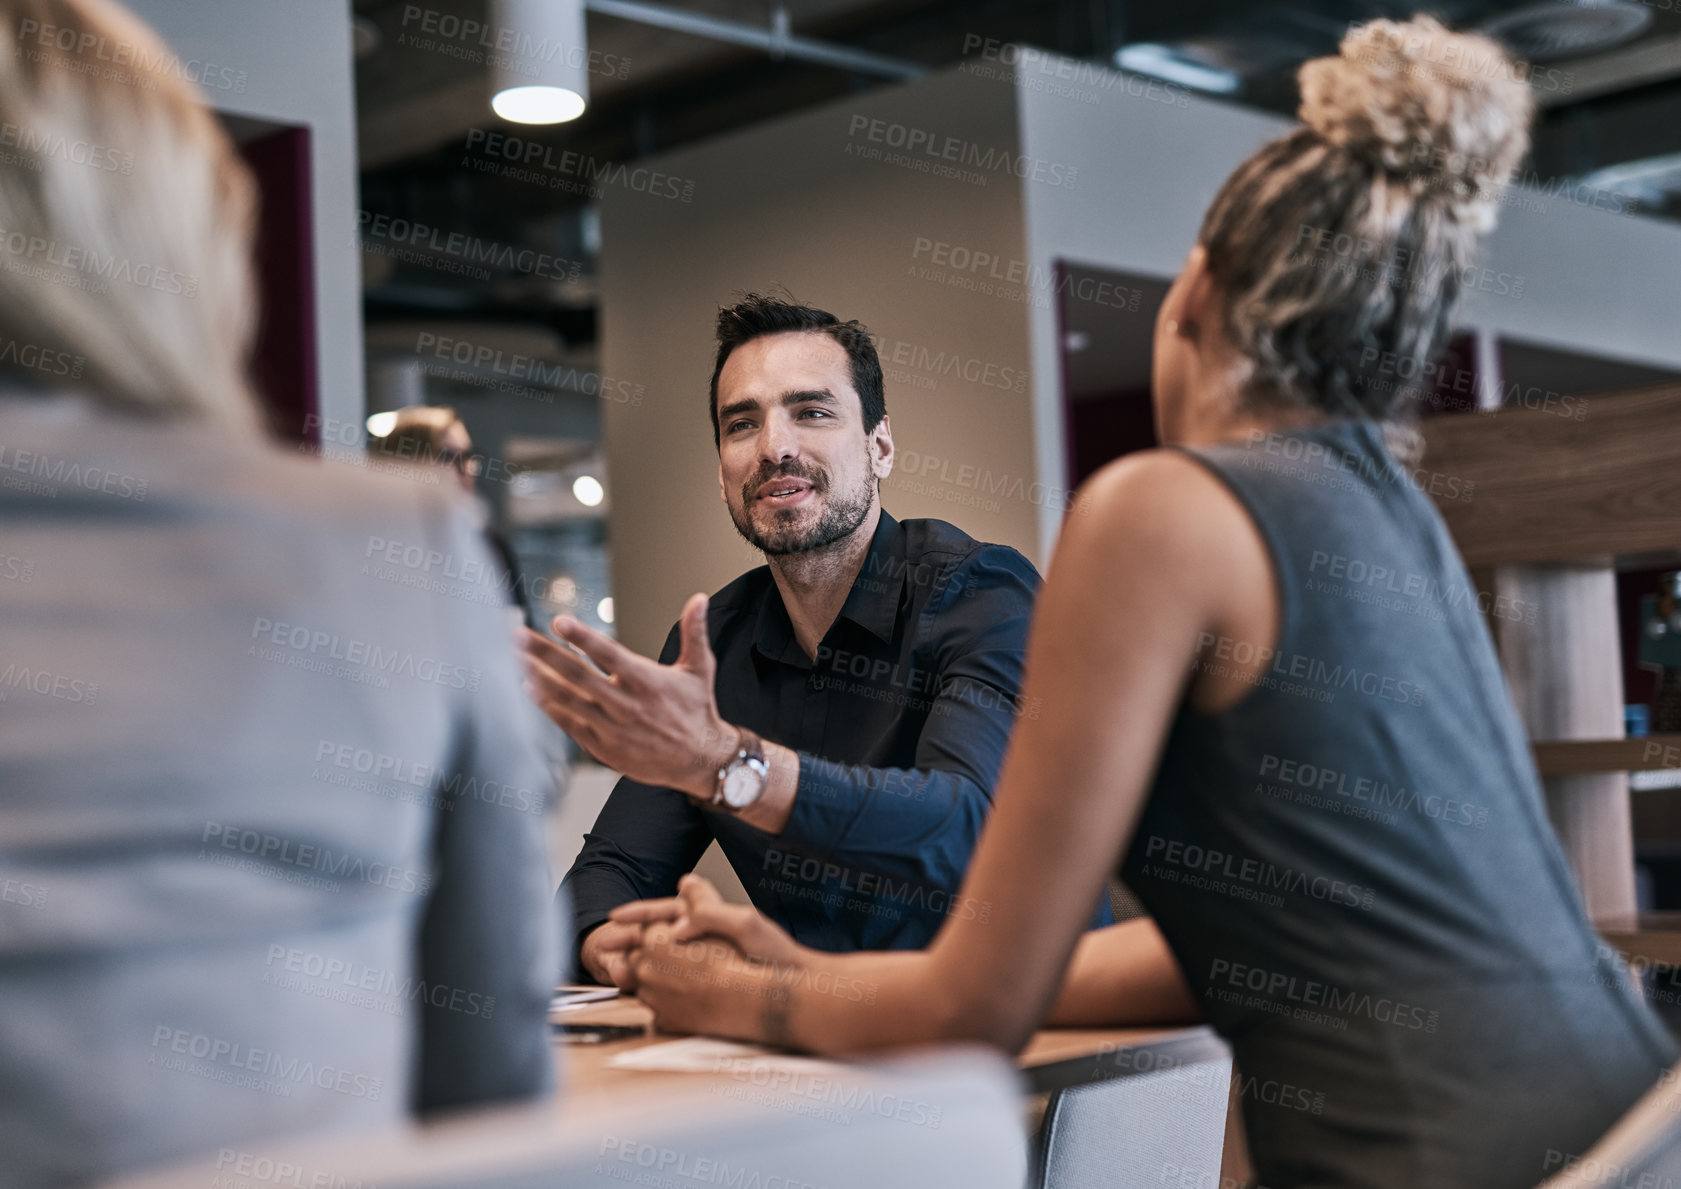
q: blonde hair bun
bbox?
[1298,15,1535,230]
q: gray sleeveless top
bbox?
[1120,419,1675,1189]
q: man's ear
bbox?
[717,457,727,506]
[871,414,894,481]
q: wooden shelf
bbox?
[1414,380,1681,918]
[1533,737,1681,776]
[1419,382,1681,568]
[1600,914,1681,968]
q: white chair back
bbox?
[102,1047,1028,1189]
[1538,1064,1681,1187]
[1033,1030,1232,1189]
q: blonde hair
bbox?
[0,0,259,427]
[1197,16,1534,428]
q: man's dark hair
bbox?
[708,293,885,449]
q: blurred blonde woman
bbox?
[617,17,1676,1188]
[0,1,559,1183]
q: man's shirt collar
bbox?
[835,510,905,645]
[750,510,906,666]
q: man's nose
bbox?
[758,414,799,465]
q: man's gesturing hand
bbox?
[520,592,734,798]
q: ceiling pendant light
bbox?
[490,0,588,125]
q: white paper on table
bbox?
[550,987,621,1013]
[605,1037,846,1076]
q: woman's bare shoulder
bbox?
[1070,447,1259,563]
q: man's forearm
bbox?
[565,866,652,982]
[575,920,610,984]
[774,757,991,891]
[561,774,716,974]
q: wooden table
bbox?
[555,995,1228,1100]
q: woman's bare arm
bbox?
[617,899,1199,1028]
[1045,919,1200,1027]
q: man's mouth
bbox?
[755,478,815,506]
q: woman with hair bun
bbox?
[619,16,1676,1187]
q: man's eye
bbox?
[799,409,830,420]
[727,420,753,433]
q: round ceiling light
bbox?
[492,85,586,125]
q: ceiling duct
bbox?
[1479,1,1653,62]
[1578,151,1681,216]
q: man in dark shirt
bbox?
[521,293,1108,985]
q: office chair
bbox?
[1538,1063,1681,1187]
[1030,1028,1232,1189]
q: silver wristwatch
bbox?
[711,728,769,812]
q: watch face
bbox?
[722,765,762,808]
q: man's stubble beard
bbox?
[728,448,876,557]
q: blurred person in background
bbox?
[369,405,480,493]
[369,404,531,626]
[617,18,1677,1188]
[0,1,559,1184]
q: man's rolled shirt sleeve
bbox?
[777,545,1037,892]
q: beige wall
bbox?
[599,67,1037,657]
[129,0,364,434]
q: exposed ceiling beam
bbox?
[1536,33,1681,108]
[586,0,927,81]
[355,0,922,168]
